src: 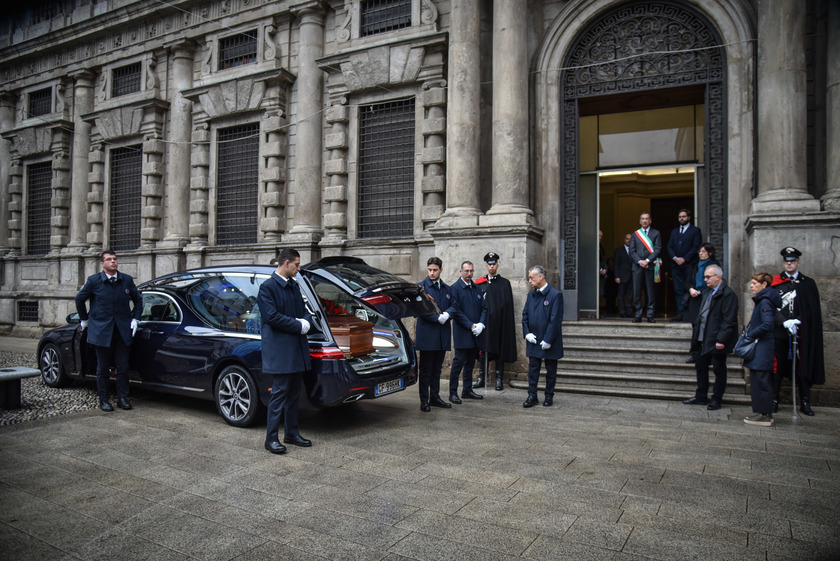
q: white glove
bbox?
[298,318,311,334]
[80,320,88,330]
[130,319,139,336]
[525,333,537,344]
[540,341,551,350]
[471,323,485,336]
[784,318,800,335]
[437,312,450,324]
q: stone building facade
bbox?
[1,0,838,401]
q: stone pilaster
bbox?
[6,156,23,255]
[162,43,194,247]
[421,81,446,231]
[260,110,288,241]
[287,1,326,239]
[823,0,840,211]
[86,143,105,249]
[187,121,210,248]
[48,124,73,252]
[486,0,533,223]
[67,71,94,252]
[751,0,819,213]
[141,136,165,247]
[321,102,349,250]
[0,93,14,255]
[440,0,480,227]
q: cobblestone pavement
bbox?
[2,354,839,561]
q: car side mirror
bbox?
[66,313,80,324]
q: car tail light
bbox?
[309,346,345,359]
[362,294,391,306]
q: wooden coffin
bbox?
[327,315,375,357]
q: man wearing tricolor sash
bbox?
[629,212,662,323]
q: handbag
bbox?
[732,325,758,361]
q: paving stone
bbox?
[286,508,410,550]
[388,530,522,561]
[623,526,765,561]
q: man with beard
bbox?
[473,252,517,390]
[771,247,825,416]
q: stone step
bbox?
[509,379,753,404]
[559,356,745,377]
[556,368,748,392]
[563,335,693,352]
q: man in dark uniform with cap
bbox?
[474,252,517,390]
[771,247,825,416]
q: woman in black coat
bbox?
[743,272,782,427]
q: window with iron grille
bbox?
[28,88,52,117]
[361,0,412,37]
[109,146,142,252]
[17,301,39,322]
[358,97,415,238]
[217,124,259,245]
[26,161,52,256]
[112,62,141,98]
[218,31,258,70]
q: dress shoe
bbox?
[420,402,431,412]
[647,318,656,323]
[449,393,462,404]
[800,401,815,416]
[543,396,553,407]
[633,317,642,323]
[472,377,485,389]
[284,435,312,447]
[264,440,287,454]
[495,378,504,391]
[429,396,452,408]
[707,399,721,411]
[523,395,539,408]
[682,396,708,405]
[99,400,114,412]
[685,356,696,364]
[117,397,132,410]
[461,389,484,400]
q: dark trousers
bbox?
[419,350,446,404]
[632,266,656,319]
[450,347,478,394]
[527,357,558,398]
[617,280,633,316]
[93,327,130,401]
[694,351,727,401]
[478,352,505,381]
[772,337,811,403]
[672,265,689,317]
[266,372,302,443]
[749,369,774,415]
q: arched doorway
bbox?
[559,1,727,318]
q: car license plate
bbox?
[375,378,404,396]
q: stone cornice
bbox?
[745,211,840,233]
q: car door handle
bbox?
[151,330,166,335]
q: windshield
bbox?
[317,261,407,292]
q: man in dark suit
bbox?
[416,257,457,412]
[75,250,143,412]
[258,248,314,454]
[522,265,564,408]
[448,260,485,403]
[613,233,634,318]
[682,264,738,411]
[629,212,662,323]
[666,209,702,321]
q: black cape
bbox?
[771,272,825,385]
[477,275,517,363]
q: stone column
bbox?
[0,93,14,255]
[288,1,326,238]
[486,0,532,221]
[441,0,480,224]
[823,0,840,211]
[162,43,194,247]
[752,0,819,212]
[67,72,94,252]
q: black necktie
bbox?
[434,281,440,290]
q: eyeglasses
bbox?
[703,275,718,279]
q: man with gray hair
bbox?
[682,264,738,410]
[521,265,564,408]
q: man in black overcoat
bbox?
[75,250,143,412]
[475,252,517,390]
[666,209,702,321]
[771,247,825,416]
[415,257,457,411]
[448,260,485,402]
[613,233,634,318]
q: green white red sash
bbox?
[635,229,663,282]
